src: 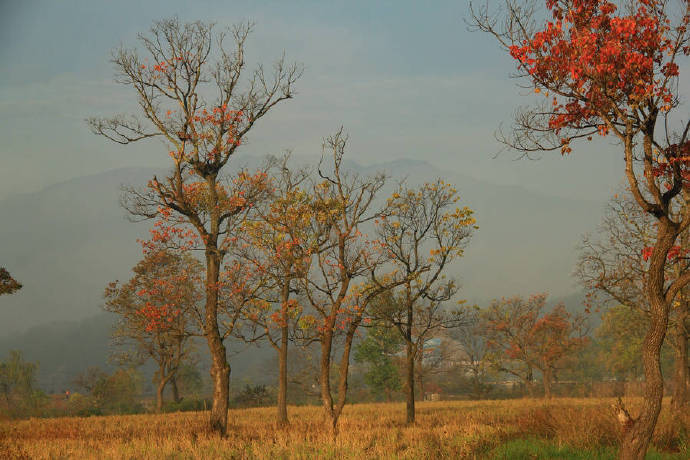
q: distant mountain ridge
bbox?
[0,155,602,340]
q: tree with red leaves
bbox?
[483,294,588,399]
[471,1,689,456]
[104,247,203,412]
[0,268,21,296]
[89,18,301,433]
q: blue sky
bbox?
[0,0,633,203]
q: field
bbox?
[1,398,688,459]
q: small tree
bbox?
[483,294,588,398]
[104,247,202,412]
[299,130,399,436]
[596,305,650,381]
[0,268,21,295]
[471,1,690,456]
[447,310,492,400]
[73,367,108,394]
[237,155,313,425]
[0,350,45,418]
[233,384,271,408]
[174,362,204,400]
[91,368,143,415]
[89,18,301,434]
[354,321,403,401]
[372,180,476,423]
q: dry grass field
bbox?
[1,398,688,459]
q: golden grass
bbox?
[0,398,687,459]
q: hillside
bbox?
[0,156,602,339]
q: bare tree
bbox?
[89,18,302,434]
[447,310,492,400]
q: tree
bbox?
[236,155,313,425]
[577,190,690,415]
[90,368,143,415]
[414,334,462,401]
[471,1,690,456]
[104,247,202,412]
[0,268,21,295]
[669,288,690,417]
[299,130,397,436]
[483,294,588,398]
[0,350,44,418]
[596,305,652,381]
[73,367,108,394]
[174,362,204,400]
[371,180,475,423]
[354,321,403,401]
[89,18,301,434]
[447,310,492,400]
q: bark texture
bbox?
[205,250,230,435]
[619,225,675,459]
[405,340,416,424]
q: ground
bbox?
[1,398,687,459]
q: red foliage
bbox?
[509,0,689,153]
[485,294,588,374]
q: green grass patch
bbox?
[486,438,686,460]
[486,438,615,459]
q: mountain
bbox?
[0,311,278,393]
[0,156,603,340]
[0,167,156,336]
[0,313,115,392]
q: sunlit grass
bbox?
[1,398,687,459]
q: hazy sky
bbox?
[0,0,639,204]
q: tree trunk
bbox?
[525,366,534,397]
[205,249,230,435]
[319,313,360,438]
[405,339,415,424]
[416,354,425,402]
[472,368,483,400]
[620,224,676,460]
[171,375,181,403]
[276,282,290,426]
[208,338,230,435]
[277,316,289,426]
[543,367,552,400]
[155,379,166,413]
[671,302,688,418]
[332,319,359,433]
[320,320,336,434]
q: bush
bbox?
[232,384,274,408]
[72,367,144,415]
[66,392,102,417]
[162,397,210,413]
